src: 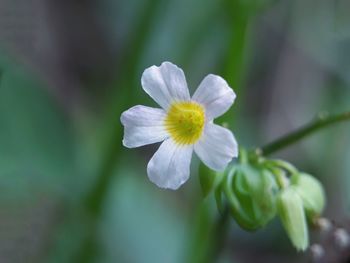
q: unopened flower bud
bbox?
[277,187,309,251]
[225,164,278,231]
[291,173,325,219]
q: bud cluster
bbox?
[200,148,326,251]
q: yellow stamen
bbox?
[165,101,205,145]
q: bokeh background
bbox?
[1,0,350,262]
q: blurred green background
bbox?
[0,0,350,262]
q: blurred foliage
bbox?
[0,54,76,200]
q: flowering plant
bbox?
[121,61,350,253]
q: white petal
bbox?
[120,105,168,148]
[141,62,190,109]
[192,74,236,120]
[147,139,193,190]
[194,123,238,171]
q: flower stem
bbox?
[224,14,249,88]
[208,205,231,262]
[199,4,250,262]
[73,1,163,262]
[210,111,350,262]
[259,111,350,156]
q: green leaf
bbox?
[0,54,76,200]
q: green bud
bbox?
[224,169,259,230]
[291,173,326,219]
[277,187,309,251]
[225,165,278,231]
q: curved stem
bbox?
[211,111,350,262]
[259,111,350,156]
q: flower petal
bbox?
[194,123,238,171]
[141,62,190,109]
[192,74,236,120]
[121,105,168,148]
[147,139,193,190]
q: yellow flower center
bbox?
[164,101,205,145]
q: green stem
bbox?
[186,201,230,263]
[210,111,350,262]
[259,111,350,156]
[84,1,161,213]
[73,1,163,262]
[218,12,249,127]
[208,205,230,263]
[223,15,249,88]
[197,4,251,263]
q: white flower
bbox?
[120,62,238,190]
